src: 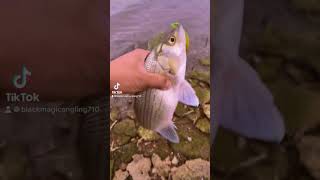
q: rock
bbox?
[172,156,179,166]
[171,119,210,160]
[187,137,192,142]
[253,26,320,74]
[112,119,137,146]
[119,163,127,171]
[188,71,210,85]
[174,103,188,117]
[254,56,283,82]
[199,57,210,66]
[151,154,171,178]
[195,118,210,134]
[112,143,138,171]
[171,167,178,173]
[188,78,199,87]
[284,63,316,84]
[269,79,320,134]
[126,109,136,119]
[194,87,210,104]
[137,126,160,141]
[151,168,157,174]
[171,159,210,180]
[202,104,210,119]
[113,169,129,180]
[186,108,201,123]
[110,108,120,122]
[110,160,114,179]
[113,119,137,137]
[291,0,320,13]
[297,135,320,179]
[127,154,151,180]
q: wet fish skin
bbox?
[134,24,199,143]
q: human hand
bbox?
[110,49,171,94]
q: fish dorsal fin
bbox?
[178,80,199,107]
[156,123,180,143]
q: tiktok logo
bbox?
[111,82,122,97]
[114,82,120,90]
[12,65,31,89]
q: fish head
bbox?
[156,24,187,76]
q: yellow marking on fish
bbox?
[171,22,190,52]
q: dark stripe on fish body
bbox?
[142,91,146,126]
[145,89,150,128]
[149,92,156,129]
[138,91,145,126]
[144,89,151,128]
[155,93,164,129]
[147,63,158,129]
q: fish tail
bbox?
[213,56,285,143]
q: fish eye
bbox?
[168,36,176,45]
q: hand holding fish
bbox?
[110,49,172,94]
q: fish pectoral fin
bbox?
[178,80,199,107]
[156,124,179,143]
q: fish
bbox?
[134,24,199,143]
[212,0,285,145]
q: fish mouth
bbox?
[176,24,186,46]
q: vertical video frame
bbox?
[110,0,211,179]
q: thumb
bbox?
[144,72,172,90]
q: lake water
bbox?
[110,0,210,60]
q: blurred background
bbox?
[213,0,320,179]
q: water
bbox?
[110,0,210,60]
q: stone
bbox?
[112,119,137,146]
[171,118,210,160]
[199,57,210,66]
[112,143,138,171]
[269,79,320,134]
[194,87,210,104]
[113,119,137,137]
[186,108,201,123]
[113,169,129,180]
[202,104,210,119]
[171,156,179,166]
[137,126,160,141]
[291,0,320,13]
[174,103,188,117]
[195,118,210,134]
[187,137,192,142]
[151,154,171,178]
[253,26,320,74]
[297,135,320,179]
[254,56,283,82]
[284,63,316,83]
[127,154,151,180]
[171,159,210,180]
[110,108,119,122]
[110,160,114,179]
[188,71,210,85]
[119,163,127,171]
[126,109,136,120]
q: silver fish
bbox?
[134,24,199,143]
